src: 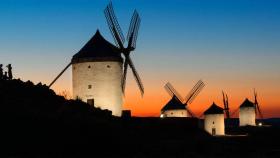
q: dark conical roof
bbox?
[72,30,123,63]
[161,96,186,111]
[204,102,224,115]
[240,98,255,108]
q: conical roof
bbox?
[240,98,255,108]
[72,30,123,63]
[204,102,224,115]
[161,96,186,111]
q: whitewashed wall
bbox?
[239,107,256,126]
[162,109,189,117]
[72,61,123,116]
[204,114,225,136]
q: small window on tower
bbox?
[107,65,111,68]
[73,66,76,70]
[88,65,91,68]
[88,85,92,89]
[213,121,215,124]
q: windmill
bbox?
[161,80,205,118]
[203,102,225,136]
[222,91,230,119]
[48,2,143,116]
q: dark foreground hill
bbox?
[0,79,280,158]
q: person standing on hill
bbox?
[7,64,12,80]
[0,64,3,80]
[3,72,8,80]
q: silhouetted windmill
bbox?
[48,2,143,116]
[222,91,230,119]
[161,80,205,118]
[49,2,144,96]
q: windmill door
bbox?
[212,128,216,136]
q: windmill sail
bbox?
[185,80,205,104]
[127,56,144,96]
[222,91,230,118]
[164,82,184,103]
[127,10,141,50]
[49,62,71,88]
[104,2,125,49]
[104,2,144,96]
[254,89,263,119]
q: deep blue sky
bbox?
[0,0,280,116]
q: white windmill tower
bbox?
[48,2,144,116]
[203,102,225,136]
[239,89,263,126]
[160,80,205,118]
[239,98,256,126]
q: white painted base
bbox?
[72,61,123,116]
[204,114,225,136]
[239,107,256,126]
[162,109,189,117]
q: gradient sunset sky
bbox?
[1,0,280,117]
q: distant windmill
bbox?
[222,91,230,119]
[48,2,143,116]
[203,102,225,136]
[239,89,264,126]
[161,80,205,118]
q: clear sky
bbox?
[1,0,280,117]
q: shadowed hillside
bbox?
[0,79,280,158]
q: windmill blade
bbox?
[185,80,205,104]
[222,91,230,118]
[225,95,230,118]
[254,89,258,114]
[254,89,263,119]
[121,59,129,94]
[186,107,195,117]
[164,83,176,99]
[49,62,71,88]
[187,85,204,104]
[127,10,141,50]
[164,82,184,103]
[104,2,125,49]
[127,11,137,43]
[222,91,227,116]
[132,15,140,49]
[226,94,229,109]
[256,104,263,119]
[222,91,226,108]
[225,94,230,118]
[127,55,144,96]
[185,80,204,103]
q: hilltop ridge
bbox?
[1,79,280,158]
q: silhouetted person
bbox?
[3,71,8,80]
[6,64,12,80]
[0,64,3,80]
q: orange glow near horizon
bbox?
[48,72,280,118]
